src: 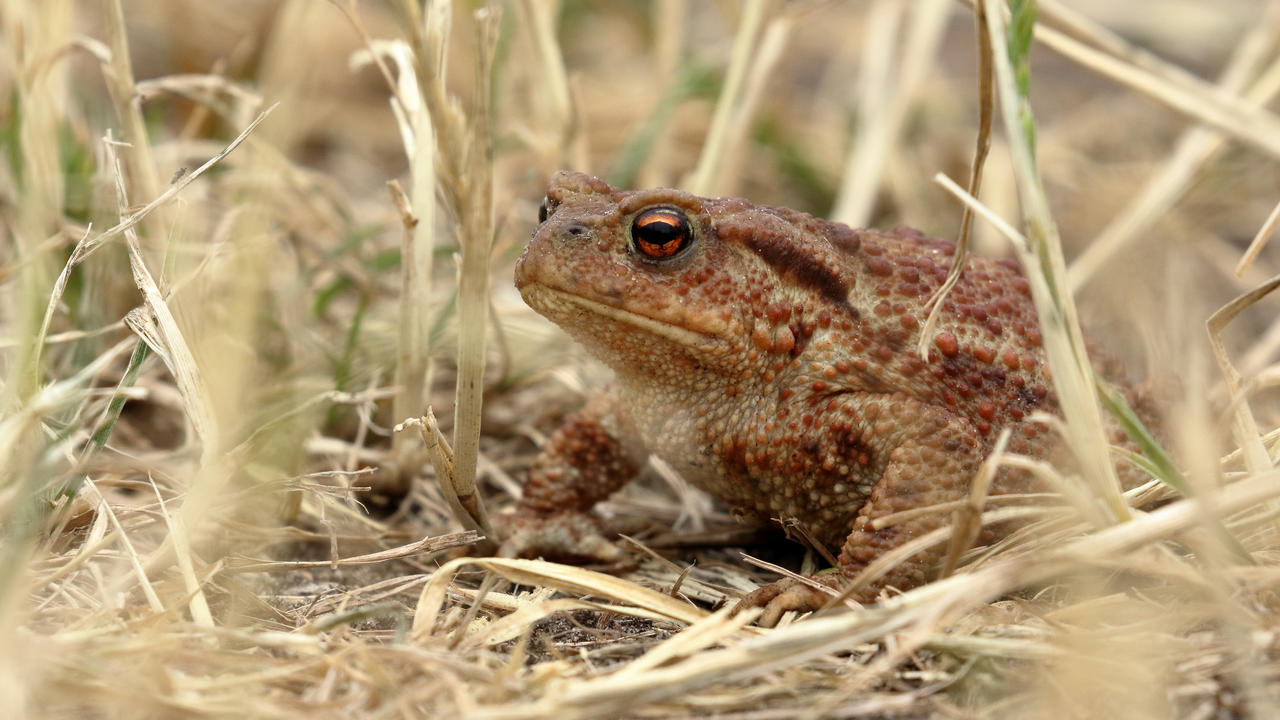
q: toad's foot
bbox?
[496,510,626,565]
[741,574,856,628]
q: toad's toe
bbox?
[741,575,848,628]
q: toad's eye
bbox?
[631,208,692,260]
[537,196,557,224]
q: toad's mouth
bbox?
[519,283,727,352]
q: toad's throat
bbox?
[521,284,726,353]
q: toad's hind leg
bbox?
[747,403,988,626]
[836,415,989,593]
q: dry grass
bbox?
[3,1,1280,717]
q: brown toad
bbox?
[507,171,1144,623]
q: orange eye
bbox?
[631,208,692,260]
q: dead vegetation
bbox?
[2,0,1280,717]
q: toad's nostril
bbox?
[564,223,589,238]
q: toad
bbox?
[505,171,1148,624]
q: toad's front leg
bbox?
[498,389,649,563]
[743,398,987,626]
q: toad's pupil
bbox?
[640,218,678,240]
[538,197,551,223]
